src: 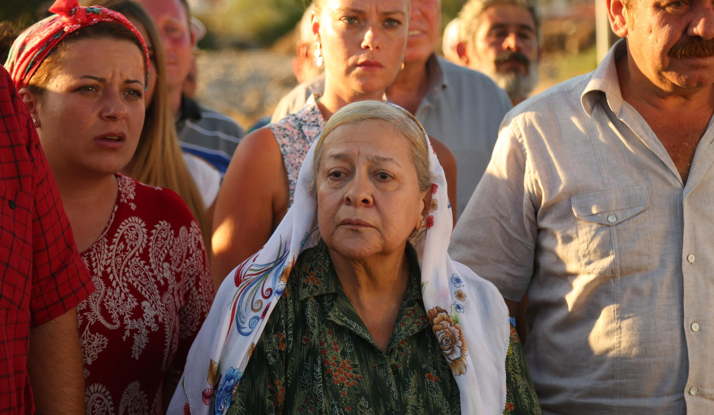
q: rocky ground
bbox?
[194,49,298,130]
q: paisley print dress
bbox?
[78,175,214,414]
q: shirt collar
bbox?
[420,54,449,108]
[581,39,628,117]
[178,94,202,123]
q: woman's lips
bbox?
[94,132,126,149]
[339,218,374,228]
[356,60,384,71]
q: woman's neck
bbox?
[54,171,119,253]
[318,79,386,122]
[386,58,431,114]
[329,247,411,353]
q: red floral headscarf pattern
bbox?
[4,0,150,90]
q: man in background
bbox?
[270,2,324,123]
[138,0,245,176]
[442,17,463,66]
[451,0,714,412]
[456,0,541,105]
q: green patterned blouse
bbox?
[227,241,541,415]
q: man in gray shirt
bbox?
[451,1,714,413]
[272,0,512,219]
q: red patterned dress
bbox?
[77,174,214,414]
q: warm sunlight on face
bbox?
[33,38,146,179]
[316,0,410,96]
[624,0,714,90]
[316,119,426,260]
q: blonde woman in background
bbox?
[86,0,219,251]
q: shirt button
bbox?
[690,386,698,396]
[7,199,14,209]
[687,254,696,264]
[607,214,617,223]
[692,322,700,332]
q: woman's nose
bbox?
[100,89,129,121]
[361,27,381,50]
[343,174,374,207]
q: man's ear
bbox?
[19,88,41,128]
[608,0,629,38]
[455,42,470,66]
[190,28,197,48]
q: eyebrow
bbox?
[336,7,407,16]
[80,75,144,86]
[367,155,401,166]
[490,23,536,33]
[325,153,401,166]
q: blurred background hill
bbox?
[2,0,602,127]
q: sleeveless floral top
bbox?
[269,95,325,205]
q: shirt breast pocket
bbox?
[571,187,651,277]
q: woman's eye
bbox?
[126,89,144,98]
[384,18,401,28]
[341,16,359,25]
[77,85,98,93]
[328,171,344,179]
[376,172,392,181]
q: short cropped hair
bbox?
[313,101,431,193]
[458,0,541,45]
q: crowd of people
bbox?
[0,0,713,414]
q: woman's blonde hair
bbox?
[88,0,211,250]
[313,100,431,193]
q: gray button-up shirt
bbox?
[450,40,714,414]
[271,55,512,218]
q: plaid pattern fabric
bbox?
[0,67,93,413]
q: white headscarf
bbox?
[168,103,510,415]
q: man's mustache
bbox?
[494,51,530,67]
[669,37,714,59]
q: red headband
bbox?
[4,0,151,91]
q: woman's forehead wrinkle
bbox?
[367,155,401,166]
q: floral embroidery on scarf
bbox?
[428,306,469,376]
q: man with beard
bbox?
[450,0,714,413]
[456,0,540,105]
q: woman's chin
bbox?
[327,237,381,261]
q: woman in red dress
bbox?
[6,1,214,412]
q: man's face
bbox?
[137,0,195,92]
[465,3,539,101]
[404,0,441,63]
[622,0,714,91]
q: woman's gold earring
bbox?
[401,61,405,71]
[314,42,323,67]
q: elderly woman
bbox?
[5,0,214,412]
[170,101,540,414]
[211,0,458,286]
